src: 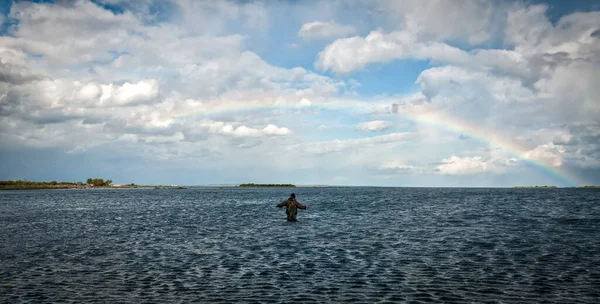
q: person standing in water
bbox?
[276,193,307,221]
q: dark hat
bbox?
[290,193,296,198]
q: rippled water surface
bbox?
[1,187,600,303]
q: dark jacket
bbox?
[276,197,307,221]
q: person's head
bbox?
[290,193,295,198]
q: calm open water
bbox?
[1,187,599,303]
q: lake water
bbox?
[1,187,599,303]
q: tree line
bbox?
[86,178,113,187]
[0,180,82,186]
[0,178,113,187]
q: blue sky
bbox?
[0,0,599,186]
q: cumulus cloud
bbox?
[100,79,159,106]
[4,0,139,64]
[0,1,347,152]
[316,29,537,78]
[356,120,391,132]
[2,77,160,124]
[533,61,600,122]
[174,0,268,34]
[298,21,356,40]
[523,144,564,167]
[378,0,495,45]
[437,156,502,175]
[197,121,291,138]
[315,29,501,74]
[316,30,415,73]
[503,3,600,100]
[174,51,346,99]
[553,133,579,146]
[263,124,292,136]
[2,0,254,68]
[0,47,45,84]
[317,2,600,122]
[505,5,600,55]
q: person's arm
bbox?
[295,201,308,210]
[276,201,289,208]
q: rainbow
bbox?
[185,98,579,186]
[390,106,579,187]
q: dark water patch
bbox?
[1,187,599,303]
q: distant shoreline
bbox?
[513,186,600,189]
[2,180,599,190]
[0,179,157,191]
[237,183,296,188]
[513,186,558,189]
[0,185,144,190]
[0,185,194,191]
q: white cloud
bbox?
[409,59,599,128]
[553,133,579,146]
[378,0,495,45]
[263,124,292,136]
[317,4,600,107]
[174,0,268,34]
[533,62,600,122]
[299,98,312,107]
[0,0,350,155]
[100,79,159,106]
[174,51,346,99]
[198,121,291,138]
[316,29,501,74]
[3,1,256,68]
[6,77,159,110]
[315,29,533,76]
[314,0,512,74]
[356,120,391,132]
[298,21,356,40]
[505,4,552,52]
[523,144,564,167]
[416,65,535,104]
[506,4,600,56]
[0,47,45,84]
[299,132,412,154]
[5,1,139,64]
[316,30,416,73]
[437,156,502,175]
[379,161,422,174]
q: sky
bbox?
[0,0,599,187]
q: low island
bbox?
[0,178,139,190]
[569,185,600,189]
[238,183,296,188]
[513,185,558,189]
